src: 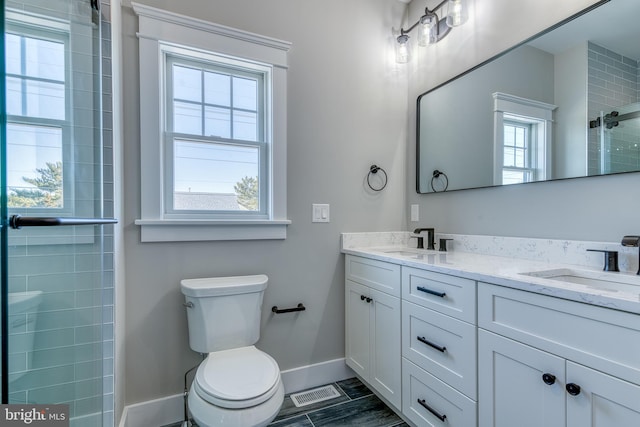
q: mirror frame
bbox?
[415,0,621,194]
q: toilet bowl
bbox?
[181,275,284,427]
[188,346,284,427]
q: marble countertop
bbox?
[342,243,640,315]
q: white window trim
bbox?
[132,3,291,242]
[493,92,557,185]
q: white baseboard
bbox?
[280,357,354,394]
[119,358,353,427]
[119,393,185,427]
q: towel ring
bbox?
[367,165,388,191]
[431,170,449,192]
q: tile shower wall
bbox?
[5,0,115,425]
[587,42,640,174]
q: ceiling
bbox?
[529,0,640,61]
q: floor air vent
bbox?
[290,384,341,408]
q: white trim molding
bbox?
[131,3,291,242]
[493,92,557,185]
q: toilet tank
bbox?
[180,275,268,353]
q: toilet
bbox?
[180,275,284,427]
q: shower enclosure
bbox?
[1,0,115,425]
[598,103,640,175]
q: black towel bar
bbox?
[272,303,306,314]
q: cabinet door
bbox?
[345,280,370,378]
[478,330,565,427]
[567,361,640,427]
[370,288,401,409]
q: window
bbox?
[493,92,556,186]
[133,3,291,242]
[164,52,268,217]
[502,119,534,185]
[5,26,68,211]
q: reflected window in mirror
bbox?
[502,120,533,185]
[492,92,555,186]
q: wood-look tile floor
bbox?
[164,377,408,427]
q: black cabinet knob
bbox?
[360,295,366,301]
[566,383,581,396]
[542,373,556,385]
[366,297,373,303]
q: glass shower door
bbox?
[1,0,114,425]
[600,103,640,174]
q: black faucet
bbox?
[621,235,640,275]
[586,249,619,272]
[413,228,436,250]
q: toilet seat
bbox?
[193,346,281,409]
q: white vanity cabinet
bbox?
[401,267,478,427]
[344,255,401,409]
[478,282,640,427]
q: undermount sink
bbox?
[383,249,424,256]
[380,248,440,259]
[520,268,640,293]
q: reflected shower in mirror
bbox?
[417,0,640,193]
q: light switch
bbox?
[312,204,330,223]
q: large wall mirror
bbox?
[417,0,640,193]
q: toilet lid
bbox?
[194,346,281,409]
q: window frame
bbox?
[502,118,535,184]
[162,49,269,219]
[4,10,102,246]
[493,92,557,186]
[5,20,72,216]
[132,2,291,242]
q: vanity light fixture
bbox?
[395,0,468,63]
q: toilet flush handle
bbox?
[183,301,194,308]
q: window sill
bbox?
[134,219,291,242]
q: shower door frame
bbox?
[0,1,116,424]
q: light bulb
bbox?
[395,34,411,63]
[446,0,468,27]
[418,15,437,47]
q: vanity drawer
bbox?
[402,358,477,427]
[478,282,640,385]
[345,255,400,297]
[402,301,477,399]
[402,267,476,323]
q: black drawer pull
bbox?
[417,286,446,298]
[566,383,581,396]
[542,373,556,385]
[417,398,447,422]
[417,336,447,353]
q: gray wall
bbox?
[554,43,588,179]
[418,45,555,191]
[407,0,640,243]
[120,0,408,405]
